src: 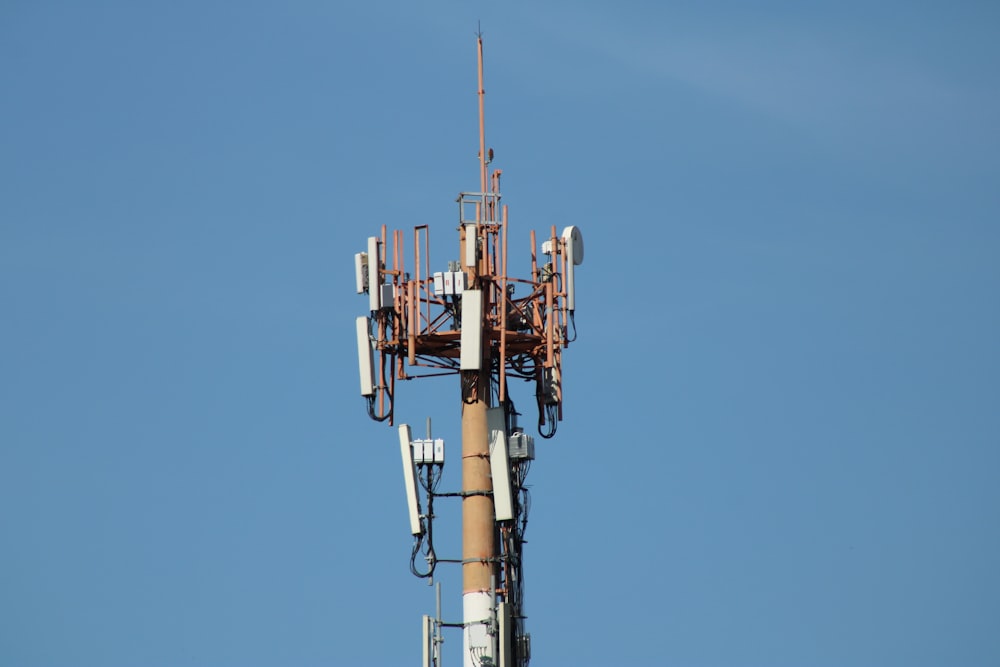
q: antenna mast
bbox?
[478,34,488,196]
[353,32,585,667]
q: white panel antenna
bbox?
[460,290,483,370]
[354,252,368,294]
[367,236,381,312]
[398,425,423,536]
[356,316,374,397]
[561,226,584,311]
[488,407,514,522]
[464,223,478,266]
[422,615,433,667]
[497,601,513,667]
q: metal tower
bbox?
[353,34,584,667]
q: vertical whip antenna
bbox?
[477,35,488,200]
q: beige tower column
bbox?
[462,34,496,667]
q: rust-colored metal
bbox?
[545,280,554,368]
[388,352,396,426]
[478,36,488,198]
[530,229,538,283]
[499,204,508,403]
[463,33,495,600]
[410,227,420,366]
[423,225,431,328]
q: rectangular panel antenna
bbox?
[464,223,477,266]
[497,601,512,667]
[422,615,433,667]
[460,290,483,370]
[354,252,367,294]
[398,425,423,536]
[367,236,380,311]
[562,226,583,311]
[565,262,575,311]
[355,316,374,397]
[488,407,514,521]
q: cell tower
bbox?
[353,34,584,667]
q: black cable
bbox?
[503,392,519,435]
[408,531,436,578]
[363,314,395,422]
[491,356,503,406]
[537,401,556,438]
[519,485,531,538]
[365,394,391,422]
[461,371,478,404]
[418,464,443,494]
[512,459,533,667]
[409,466,437,579]
[510,353,538,377]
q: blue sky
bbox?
[2,2,998,666]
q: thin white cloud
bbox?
[531,7,999,161]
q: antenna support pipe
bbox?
[478,36,488,196]
[463,36,495,667]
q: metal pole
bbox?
[477,36,488,196]
[461,357,493,666]
[436,581,443,667]
[463,35,496,667]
